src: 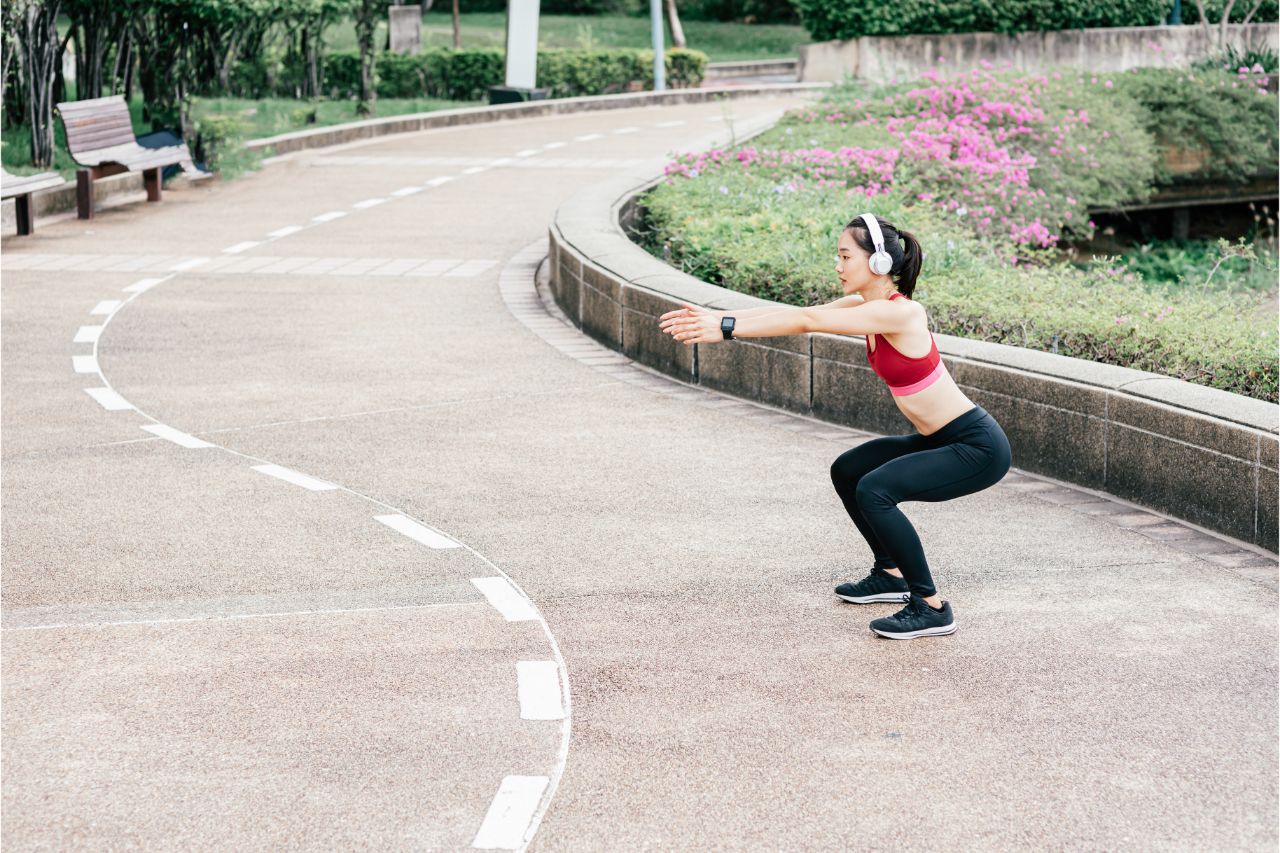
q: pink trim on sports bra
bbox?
[888,360,947,396]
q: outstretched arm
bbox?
[662,297,915,344]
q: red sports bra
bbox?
[866,292,946,397]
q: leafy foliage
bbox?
[636,66,1280,401]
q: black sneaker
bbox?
[869,593,957,639]
[835,565,910,604]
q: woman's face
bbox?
[835,229,872,295]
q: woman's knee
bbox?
[854,475,896,511]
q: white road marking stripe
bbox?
[462,166,487,174]
[425,176,454,186]
[256,257,316,275]
[326,257,386,276]
[612,126,638,134]
[368,259,428,276]
[352,197,386,209]
[223,241,261,254]
[170,257,210,271]
[84,387,133,411]
[267,225,304,238]
[91,300,121,315]
[72,355,98,374]
[391,186,422,197]
[514,149,539,157]
[472,776,549,850]
[470,577,538,622]
[250,464,338,491]
[0,253,51,269]
[141,424,213,448]
[444,260,497,278]
[218,256,278,274]
[292,258,349,275]
[405,259,462,277]
[74,325,103,344]
[374,514,461,549]
[542,141,566,149]
[123,277,167,293]
[312,211,347,222]
[490,157,514,166]
[654,120,684,127]
[516,661,565,720]
[574,133,602,141]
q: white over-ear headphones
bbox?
[859,212,894,276]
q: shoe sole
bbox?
[836,592,911,604]
[870,623,958,639]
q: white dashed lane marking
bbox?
[170,257,209,271]
[470,577,539,622]
[375,514,462,549]
[250,464,339,492]
[72,355,98,374]
[141,424,214,449]
[123,277,167,293]
[472,776,550,850]
[74,325,103,343]
[222,241,261,254]
[612,126,638,134]
[352,197,386,209]
[267,225,304,238]
[84,387,133,411]
[312,211,347,222]
[516,661,565,721]
[391,186,422,197]
[426,176,454,186]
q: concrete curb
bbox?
[244,82,832,158]
[546,142,1280,554]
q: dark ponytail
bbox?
[844,216,924,299]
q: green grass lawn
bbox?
[326,13,809,62]
[2,95,480,179]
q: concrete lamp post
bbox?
[489,0,551,104]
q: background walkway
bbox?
[2,94,1276,850]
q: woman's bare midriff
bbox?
[893,373,978,436]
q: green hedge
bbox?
[794,0,1181,41]
[322,47,706,101]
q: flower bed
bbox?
[636,65,1278,402]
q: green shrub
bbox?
[792,0,1174,41]
[638,176,1278,400]
[1112,67,1279,183]
[323,47,706,101]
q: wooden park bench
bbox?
[55,95,209,220]
[1,167,67,236]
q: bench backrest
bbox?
[56,95,137,155]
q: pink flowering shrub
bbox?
[663,66,1156,248]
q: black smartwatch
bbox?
[720,316,736,340]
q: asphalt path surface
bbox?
[3,94,1277,851]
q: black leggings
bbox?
[830,405,1012,598]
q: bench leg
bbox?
[76,170,94,220]
[14,194,34,236]
[144,167,162,202]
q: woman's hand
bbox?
[659,302,724,345]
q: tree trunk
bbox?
[666,0,686,50]
[452,0,460,49]
[22,0,62,168]
[1220,0,1238,47]
[355,0,378,116]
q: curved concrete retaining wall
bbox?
[548,173,1280,553]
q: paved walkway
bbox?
[2,94,1276,851]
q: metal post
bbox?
[650,0,665,92]
[1169,0,1182,25]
